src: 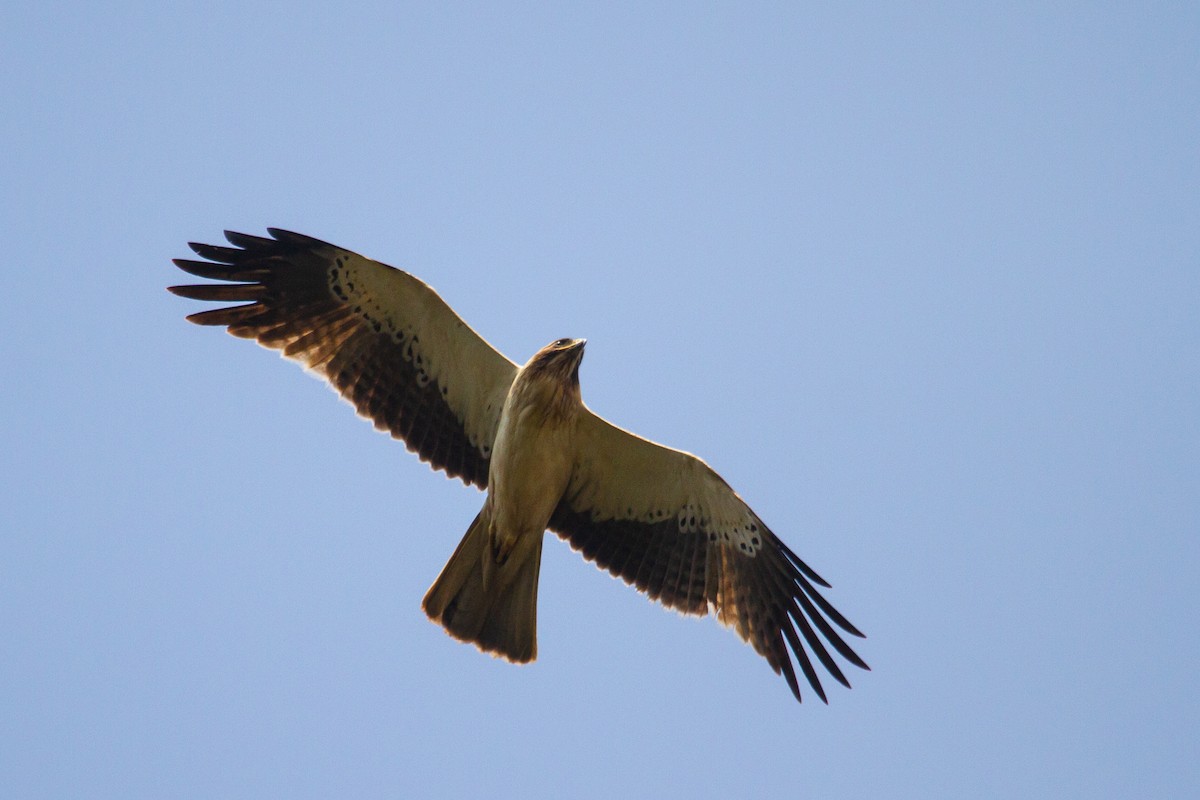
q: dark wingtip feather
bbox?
[780,609,834,698]
[172,258,232,280]
[188,242,227,261]
[801,580,867,639]
[168,283,267,302]
[778,651,804,703]
[267,228,334,249]
[184,305,262,326]
[188,242,247,263]
[830,637,869,671]
[807,663,829,704]
[223,230,275,248]
[796,560,832,589]
[777,539,832,588]
[790,586,871,671]
[841,618,867,640]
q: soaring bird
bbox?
[169,228,868,703]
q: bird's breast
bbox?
[488,388,578,539]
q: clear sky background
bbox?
[2,2,1197,798]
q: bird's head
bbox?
[515,338,587,420]
[525,337,586,387]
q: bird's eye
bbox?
[555,338,570,347]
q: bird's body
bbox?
[424,340,585,661]
[489,341,583,564]
[170,229,869,703]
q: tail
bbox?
[422,507,544,663]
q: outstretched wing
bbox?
[169,229,518,487]
[549,409,869,702]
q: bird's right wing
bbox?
[549,409,867,703]
[169,229,518,488]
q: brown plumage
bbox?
[170,229,869,703]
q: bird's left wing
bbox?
[170,229,518,488]
[549,408,869,702]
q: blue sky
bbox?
[2,2,1197,797]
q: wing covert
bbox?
[169,229,518,488]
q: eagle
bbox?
[169,228,868,703]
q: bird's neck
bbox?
[509,369,582,425]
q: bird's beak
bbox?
[568,339,586,376]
